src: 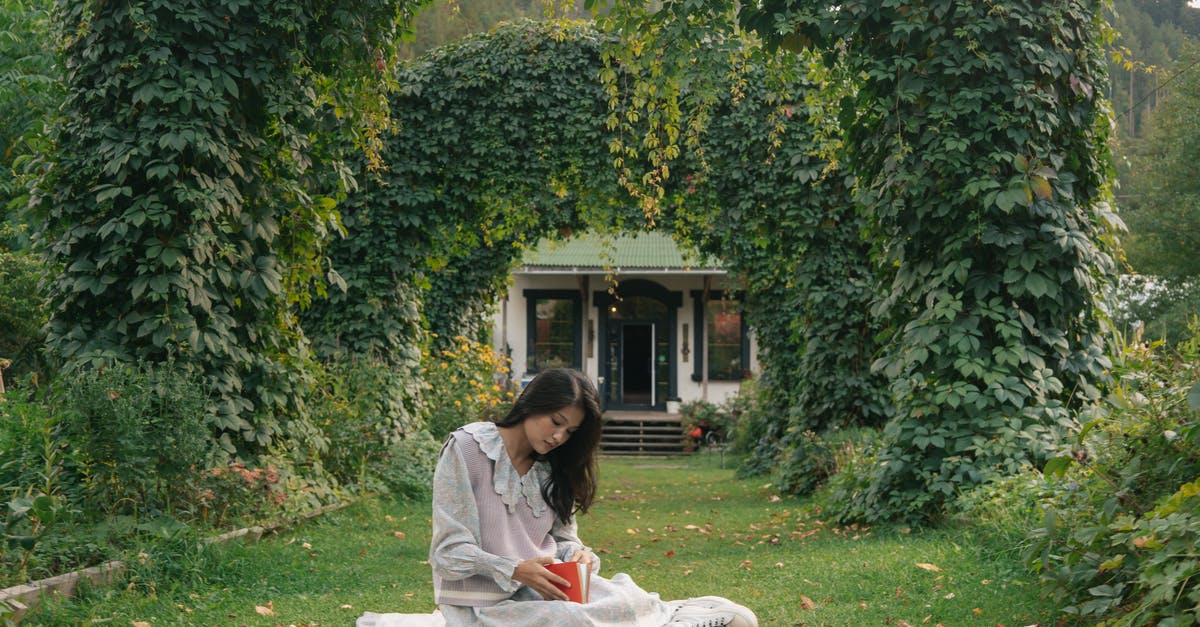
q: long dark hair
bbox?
[495,368,602,524]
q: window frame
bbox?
[690,289,750,382]
[524,289,583,373]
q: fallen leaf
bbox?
[341,604,353,609]
[738,560,753,570]
[393,531,406,539]
[898,621,914,627]
[971,608,983,616]
[799,594,816,610]
[302,542,313,549]
[133,622,151,627]
[664,550,676,557]
[255,600,275,616]
[915,562,942,572]
[943,592,954,599]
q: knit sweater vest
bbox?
[433,427,557,606]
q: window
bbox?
[705,299,743,379]
[525,291,582,372]
[691,291,748,381]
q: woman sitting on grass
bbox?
[359,367,756,627]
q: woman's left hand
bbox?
[568,549,596,567]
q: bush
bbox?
[0,390,90,585]
[0,243,51,387]
[53,362,214,517]
[1028,323,1200,624]
[421,335,514,439]
[312,358,425,488]
[371,431,442,500]
[818,428,883,524]
[774,426,882,497]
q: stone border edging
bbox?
[0,499,353,623]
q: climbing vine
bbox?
[603,0,1120,522]
[747,0,1120,522]
[308,19,885,476]
[34,0,415,454]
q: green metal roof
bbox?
[521,232,722,271]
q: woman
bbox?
[359,368,757,627]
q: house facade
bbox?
[490,232,756,413]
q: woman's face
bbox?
[524,405,585,456]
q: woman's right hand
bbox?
[511,556,570,601]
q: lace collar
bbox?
[462,421,551,518]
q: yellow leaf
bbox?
[915,562,942,572]
[1031,175,1053,200]
[799,594,816,610]
[132,622,152,627]
[255,601,275,616]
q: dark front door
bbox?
[621,323,653,406]
[595,280,681,411]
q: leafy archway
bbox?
[302,19,888,453]
[597,0,1120,522]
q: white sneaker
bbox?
[665,596,757,627]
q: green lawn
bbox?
[31,452,1054,626]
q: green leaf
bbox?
[1044,455,1072,478]
[1187,382,1200,410]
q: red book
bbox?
[545,561,591,603]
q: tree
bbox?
[1123,45,1200,277]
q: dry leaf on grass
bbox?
[915,562,942,572]
[799,594,816,610]
[255,600,275,616]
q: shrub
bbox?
[774,426,883,497]
[53,362,214,517]
[421,335,514,439]
[0,390,89,586]
[371,431,442,500]
[1028,323,1200,624]
[819,428,883,524]
[312,358,425,488]
[0,243,51,387]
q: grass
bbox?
[28,451,1055,626]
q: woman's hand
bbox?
[511,556,570,601]
[568,549,597,569]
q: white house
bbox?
[490,231,756,413]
